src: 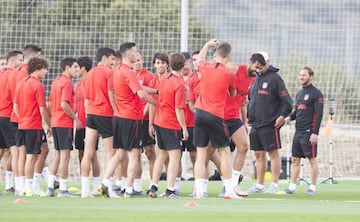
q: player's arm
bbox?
[40,106,51,129]
[13,103,19,117]
[175,108,188,141]
[108,89,115,111]
[148,103,156,139]
[137,90,157,105]
[312,91,324,135]
[275,78,293,128]
[198,39,220,61]
[142,85,158,94]
[61,101,82,129]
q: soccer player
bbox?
[99,42,156,198]
[284,67,323,195]
[6,44,43,195]
[0,51,23,194]
[193,39,238,199]
[48,57,80,198]
[247,53,293,194]
[179,52,198,182]
[131,52,155,194]
[148,52,188,199]
[14,57,51,197]
[75,56,101,196]
[81,47,115,198]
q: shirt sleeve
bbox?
[312,90,324,135]
[175,83,186,109]
[61,81,74,103]
[36,83,46,107]
[127,72,143,94]
[107,70,114,91]
[276,77,293,117]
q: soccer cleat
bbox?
[57,190,76,198]
[5,187,16,195]
[218,186,225,198]
[148,185,158,198]
[90,189,102,197]
[224,191,243,199]
[305,189,315,195]
[123,192,133,198]
[98,183,110,198]
[164,189,180,199]
[233,186,249,197]
[112,185,125,196]
[265,184,279,194]
[284,188,296,194]
[46,187,55,197]
[248,184,266,194]
[25,191,44,197]
[54,180,60,190]
[132,190,143,196]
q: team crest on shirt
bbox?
[262,82,268,89]
[304,94,309,101]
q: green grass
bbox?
[1,180,360,222]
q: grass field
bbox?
[1,180,359,222]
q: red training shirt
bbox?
[0,68,14,117]
[14,76,46,130]
[154,73,186,130]
[113,64,143,120]
[75,79,86,128]
[84,65,114,117]
[136,68,154,120]
[224,65,255,120]
[194,61,236,118]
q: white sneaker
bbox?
[265,184,279,194]
[91,189,101,197]
[224,191,243,199]
[234,186,249,197]
[248,184,265,193]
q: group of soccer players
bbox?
[0,38,323,199]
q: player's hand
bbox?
[182,128,189,141]
[75,118,83,129]
[207,39,220,47]
[274,116,285,128]
[309,134,318,145]
[284,116,291,125]
[46,128,52,138]
[148,124,155,139]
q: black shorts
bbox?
[154,125,182,150]
[13,122,25,147]
[249,126,281,151]
[75,128,99,150]
[113,116,142,150]
[86,114,113,138]
[142,120,155,147]
[292,130,317,158]
[19,129,44,154]
[182,127,195,152]
[0,117,17,148]
[194,109,229,148]
[225,119,244,136]
[52,127,73,150]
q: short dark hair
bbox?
[24,44,42,52]
[169,52,185,71]
[6,50,23,61]
[192,50,200,56]
[152,52,169,65]
[216,42,231,58]
[302,66,314,76]
[114,50,122,60]
[60,57,77,71]
[95,47,115,63]
[77,56,93,72]
[249,53,266,66]
[27,57,48,75]
[119,42,136,55]
[181,52,191,60]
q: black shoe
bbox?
[148,185,158,198]
[209,170,221,181]
[98,183,110,198]
[238,174,244,184]
[164,189,179,199]
[54,180,60,190]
